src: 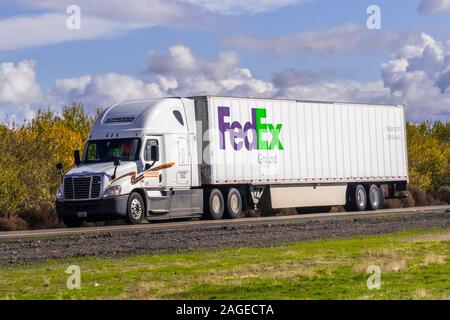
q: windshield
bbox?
[83,138,141,163]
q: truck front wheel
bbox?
[62,217,83,228]
[125,192,145,224]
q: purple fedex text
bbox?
[218,106,284,151]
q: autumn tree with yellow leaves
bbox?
[0,103,97,227]
[407,121,449,192]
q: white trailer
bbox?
[56,96,408,227]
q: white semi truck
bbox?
[56,96,408,227]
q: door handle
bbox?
[159,174,162,183]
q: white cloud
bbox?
[0,0,308,51]
[147,45,274,96]
[223,23,421,55]
[2,35,450,124]
[148,45,243,81]
[381,33,450,120]
[0,60,43,105]
[51,73,165,110]
[53,40,450,121]
[0,0,211,52]
[275,79,390,105]
[0,14,135,52]
[0,60,44,123]
[13,0,304,17]
[271,67,390,103]
[419,0,450,14]
[12,0,203,26]
[272,68,341,86]
[175,0,304,15]
[46,45,274,109]
[53,75,92,98]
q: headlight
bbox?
[56,187,63,199]
[104,185,121,197]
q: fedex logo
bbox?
[218,106,284,151]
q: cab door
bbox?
[142,136,163,188]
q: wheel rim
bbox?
[230,193,239,213]
[371,188,379,206]
[212,194,221,213]
[130,198,142,220]
[357,188,366,207]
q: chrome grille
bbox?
[64,176,102,200]
[91,176,101,198]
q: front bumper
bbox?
[56,195,128,220]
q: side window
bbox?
[87,143,97,161]
[144,139,158,162]
[172,110,184,126]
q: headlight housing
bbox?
[56,187,63,200]
[104,185,121,197]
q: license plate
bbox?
[77,211,87,218]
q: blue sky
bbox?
[0,0,449,122]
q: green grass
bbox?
[0,228,449,300]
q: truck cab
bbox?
[56,98,203,227]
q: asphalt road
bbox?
[1,205,449,240]
[1,205,449,264]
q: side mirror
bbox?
[144,163,151,170]
[150,145,159,162]
[74,150,81,166]
[56,162,64,179]
[112,160,121,180]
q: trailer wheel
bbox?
[226,188,242,219]
[204,189,225,220]
[62,217,83,228]
[367,184,381,210]
[379,186,385,208]
[345,184,367,211]
[125,192,145,224]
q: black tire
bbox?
[226,188,242,219]
[367,184,381,210]
[204,188,225,220]
[62,217,83,228]
[345,184,367,211]
[378,186,385,208]
[125,192,145,224]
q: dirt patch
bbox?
[0,217,28,231]
[407,233,450,243]
[0,211,449,265]
[413,288,429,299]
[423,254,446,266]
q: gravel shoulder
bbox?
[1,210,449,265]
